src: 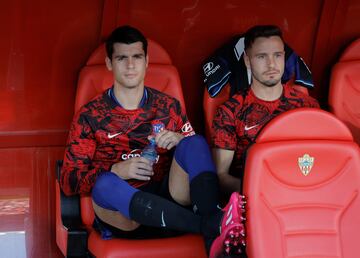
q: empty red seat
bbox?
[56,39,206,258]
[329,38,360,144]
[243,108,360,258]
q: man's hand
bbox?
[212,148,241,194]
[153,129,184,150]
[111,157,154,181]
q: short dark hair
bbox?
[244,25,283,51]
[105,25,148,59]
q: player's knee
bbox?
[176,134,208,154]
[93,172,133,198]
[93,172,119,193]
[92,172,129,209]
[175,135,215,177]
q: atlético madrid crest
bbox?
[298,154,314,176]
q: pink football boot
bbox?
[209,192,246,258]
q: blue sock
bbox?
[175,135,216,181]
[92,172,138,219]
[175,135,220,215]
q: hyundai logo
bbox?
[203,62,214,73]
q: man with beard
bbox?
[211,25,319,195]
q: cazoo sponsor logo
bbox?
[121,149,141,160]
[121,149,160,163]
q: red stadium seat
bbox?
[329,38,360,144]
[243,108,360,258]
[55,39,206,258]
[203,83,231,141]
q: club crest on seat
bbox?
[298,154,314,176]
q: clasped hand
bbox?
[111,157,154,181]
[153,129,184,150]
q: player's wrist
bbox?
[110,162,126,179]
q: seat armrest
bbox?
[56,160,88,257]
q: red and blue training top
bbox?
[61,87,194,196]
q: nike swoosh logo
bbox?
[244,124,258,131]
[107,132,122,139]
[161,211,166,227]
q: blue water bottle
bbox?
[140,137,157,165]
[141,123,163,165]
